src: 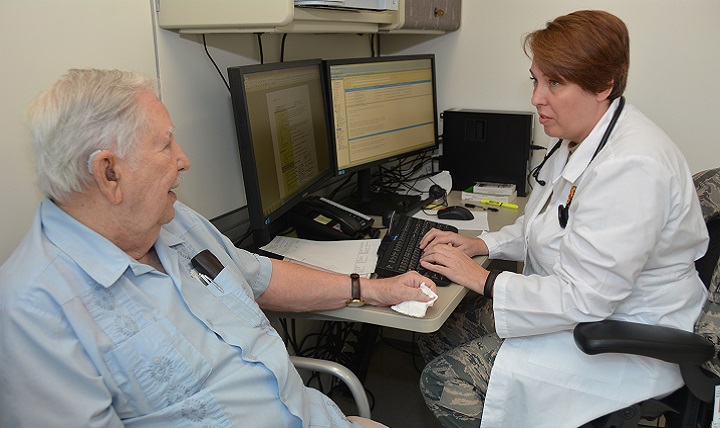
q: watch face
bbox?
[347,298,365,308]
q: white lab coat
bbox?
[478,99,709,427]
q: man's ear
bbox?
[89,151,122,204]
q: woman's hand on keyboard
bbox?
[419,243,488,295]
[419,228,488,257]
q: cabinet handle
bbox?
[434,7,445,17]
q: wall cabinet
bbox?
[388,0,460,33]
[157,0,461,34]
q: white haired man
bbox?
[0,69,435,427]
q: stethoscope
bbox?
[530,96,626,228]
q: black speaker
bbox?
[440,110,534,196]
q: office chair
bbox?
[574,166,720,428]
[290,355,372,419]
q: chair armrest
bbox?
[290,355,371,419]
[575,320,720,404]
[573,320,715,365]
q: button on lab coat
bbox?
[478,100,708,427]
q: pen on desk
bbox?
[479,199,519,210]
[464,203,498,212]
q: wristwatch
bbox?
[346,273,365,307]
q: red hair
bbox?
[523,10,630,100]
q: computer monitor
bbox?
[228,59,333,247]
[324,54,440,215]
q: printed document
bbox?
[260,236,381,275]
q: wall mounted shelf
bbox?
[157,0,460,35]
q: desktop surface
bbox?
[266,192,526,333]
[291,281,472,333]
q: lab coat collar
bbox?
[558,98,623,184]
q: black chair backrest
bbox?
[696,216,720,289]
[692,167,720,376]
[693,166,720,294]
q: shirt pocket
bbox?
[104,318,213,418]
[208,266,269,328]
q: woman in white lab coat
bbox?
[417,10,709,428]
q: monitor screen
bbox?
[324,54,439,214]
[228,59,333,247]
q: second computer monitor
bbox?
[325,54,440,214]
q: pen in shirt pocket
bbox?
[191,249,225,293]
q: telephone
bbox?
[287,196,374,240]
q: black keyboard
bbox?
[375,215,458,286]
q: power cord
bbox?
[280,33,289,62]
[202,34,230,92]
[255,32,264,64]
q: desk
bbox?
[272,192,526,334]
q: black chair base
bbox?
[580,399,675,428]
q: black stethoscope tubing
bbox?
[531,96,626,227]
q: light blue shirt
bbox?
[0,199,354,428]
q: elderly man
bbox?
[0,69,434,427]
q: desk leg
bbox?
[349,323,379,383]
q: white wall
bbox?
[2,0,719,263]
[0,0,157,263]
[382,0,720,172]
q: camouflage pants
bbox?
[418,292,503,428]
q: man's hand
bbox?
[362,271,437,307]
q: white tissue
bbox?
[391,283,438,318]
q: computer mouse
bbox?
[437,205,474,220]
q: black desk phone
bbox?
[287,196,374,240]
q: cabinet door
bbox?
[158,0,294,31]
[383,0,461,32]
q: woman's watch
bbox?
[346,273,365,307]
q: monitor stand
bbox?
[342,170,422,216]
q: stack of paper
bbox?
[473,181,516,195]
[462,181,517,203]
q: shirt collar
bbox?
[41,198,131,288]
[40,198,186,288]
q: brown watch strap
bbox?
[350,273,361,300]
